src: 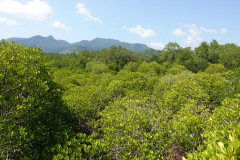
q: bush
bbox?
[86,61,109,74]
[98,97,171,159]
[138,61,166,76]
[166,64,189,75]
[184,96,240,159]
[0,40,75,159]
[205,63,226,74]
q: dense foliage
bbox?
[1,39,240,159]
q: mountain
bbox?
[72,38,151,53]
[6,35,72,53]
[5,35,151,53]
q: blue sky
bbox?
[0,0,239,49]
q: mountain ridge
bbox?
[5,35,151,53]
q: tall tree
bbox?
[161,42,181,64]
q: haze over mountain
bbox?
[5,35,151,53]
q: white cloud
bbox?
[184,24,198,29]
[0,0,53,21]
[76,3,103,23]
[200,27,217,33]
[172,28,186,37]
[220,28,228,34]
[189,28,202,41]
[184,24,202,44]
[148,42,165,49]
[184,36,194,44]
[0,17,18,25]
[179,24,223,45]
[123,25,156,38]
[51,21,72,30]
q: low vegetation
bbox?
[1,40,240,159]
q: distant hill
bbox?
[72,38,151,53]
[6,35,72,53]
[5,35,151,53]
